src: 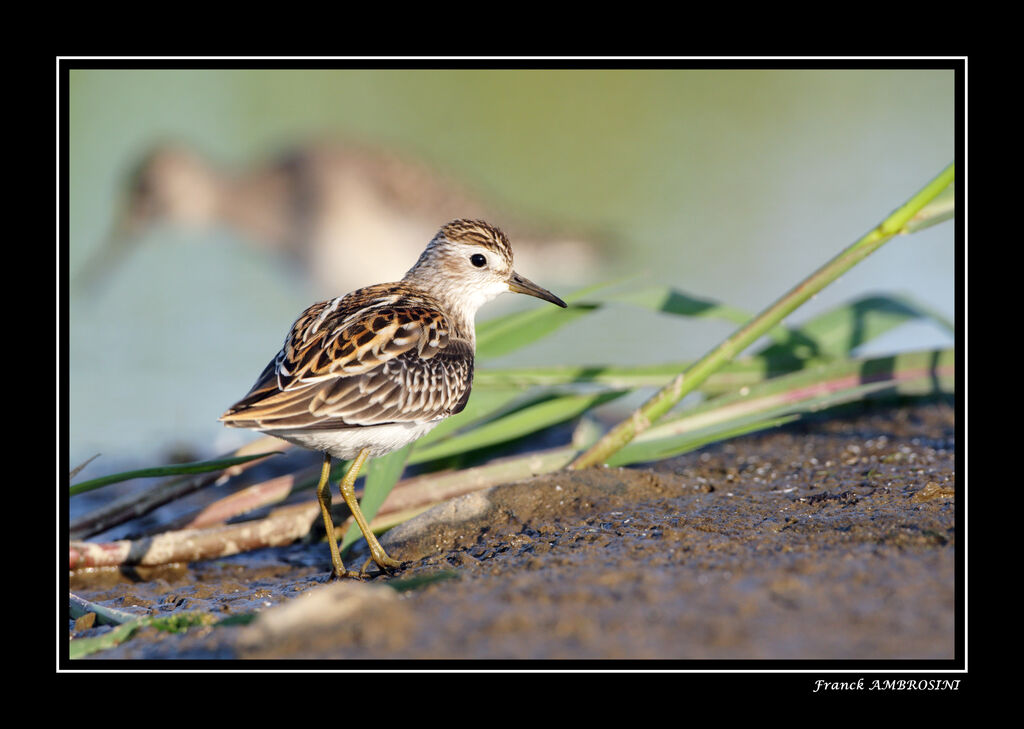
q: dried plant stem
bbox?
[181,444,576,531]
[68,437,290,540]
[570,163,956,469]
[180,465,317,530]
[69,501,321,569]
[69,454,102,481]
[69,446,577,570]
[382,446,576,513]
[69,592,139,625]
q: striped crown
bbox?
[438,219,513,262]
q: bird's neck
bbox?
[402,270,502,347]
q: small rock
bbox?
[238,580,416,658]
[74,612,96,632]
[912,482,955,502]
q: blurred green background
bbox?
[67,68,956,469]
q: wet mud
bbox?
[68,400,956,661]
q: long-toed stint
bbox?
[75,140,602,295]
[220,219,567,578]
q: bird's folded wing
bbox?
[220,299,473,430]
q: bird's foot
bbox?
[360,553,406,578]
[328,566,369,581]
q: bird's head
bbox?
[406,219,568,318]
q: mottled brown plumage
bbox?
[220,284,473,433]
[219,219,566,579]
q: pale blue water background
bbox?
[66,68,957,472]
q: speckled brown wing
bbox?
[220,287,474,431]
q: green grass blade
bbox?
[613,285,753,324]
[409,390,626,465]
[385,570,459,592]
[607,414,802,466]
[607,348,954,467]
[903,181,955,234]
[475,278,627,360]
[476,302,598,360]
[474,356,837,393]
[68,607,224,659]
[68,452,282,496]
[571,162,955,469]
[412,387,528,449]
[475,362,696,389]
[756,293,955,362]
[614,285,923,360]
[608,377,912,467]
[69,622,140,659]
[614,286,790,345]
[653,348,953,433]
[341,443,413,554]
[69,592,138,626]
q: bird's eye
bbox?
[470,253,487,268]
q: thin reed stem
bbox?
[570,163,956,469]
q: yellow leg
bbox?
[315,453,360,579]
[339,448,404,575]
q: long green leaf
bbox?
[571,162,955,469]
[475,278,626,360]
[69,592,138,626]
[608,414,802,466]
[649,348,953,434]
[614,286,788,345]
[476,302,597,360]
[69,622,141,659]
[903,182,954,234]
[756,294,955,362]
[475,293,953,395]
[607,348,954,466]
[68,452,281,496]
[412,386,526,449]
[409,391,626,465]
[609,378,908,467]
[69,608,224,659]
[474,357,832,392]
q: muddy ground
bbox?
[68,400,957,661]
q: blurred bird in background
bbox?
[73,138,608,296]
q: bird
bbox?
[219,219,567,578]
[75,139,604,296]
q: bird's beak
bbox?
[508,271,568,308]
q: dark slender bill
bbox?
[508,271,568,308]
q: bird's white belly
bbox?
[266,420,443,460]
